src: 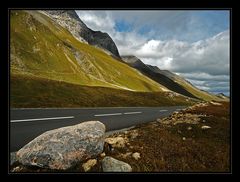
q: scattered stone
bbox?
[129,130,139,139]
[17,121,105,170]
[100,152,106,158]
[202,120,206,123]
[102,156,132,172]
[160,113,202,125]
[105,137,127,148]
[132,152,141,160]
[10,152,18,166]
[82,159,97,172]
[187,126,192,130]
[182,137,186,141]
[120,152,132,159]
[210,101,222,106]
[157,118,161,122]
[201,125,211,129]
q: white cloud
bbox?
[76,11,115,35]
[75,11,230,95]
[133,30,229,76]
[179,72,229,82]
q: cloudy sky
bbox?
[76,10,230,96]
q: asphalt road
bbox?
[10,106,186,152]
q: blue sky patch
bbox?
[114,20,133,32]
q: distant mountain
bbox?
[121,55,222,101]
[216,93,229,100]
[42,10,120,58]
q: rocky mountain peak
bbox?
[121,55,147,68]
[43,10,120,58]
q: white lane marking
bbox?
[159,110,168,112]
[124,112,142,115]
[94,113,122,117]
[10,116,75,123]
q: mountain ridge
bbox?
[42,10,120,58]
[121,55,222,101]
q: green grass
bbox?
[10,10,167,92]
[10,74,196,108]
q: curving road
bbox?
[10,106,186,152]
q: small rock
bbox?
[202,120,206,123]
[182,137,186,141]
[102,156,132,172]
[130,131,139,139]
[210,101,222,106]
[187,126,192,130]
[100,152,106,158]
[120,152,132,158]
[201,125,211,129]
[132,152,141,160]
[82,159,97,172]
[105,137,126,148]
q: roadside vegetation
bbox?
[103,101,230,172]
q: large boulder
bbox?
[16,121,105,170]
[102,156,132,172]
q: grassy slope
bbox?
[10,74,196,108]
[152,69,224,101]
[175,78,222,101]
[10,10,167,92]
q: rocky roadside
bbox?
[10,101,230,172]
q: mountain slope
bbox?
[10,74,196,108]
[10,10,169,92]
[42,10,120,58]
[121,55,222,101]
[216,93,229,100]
